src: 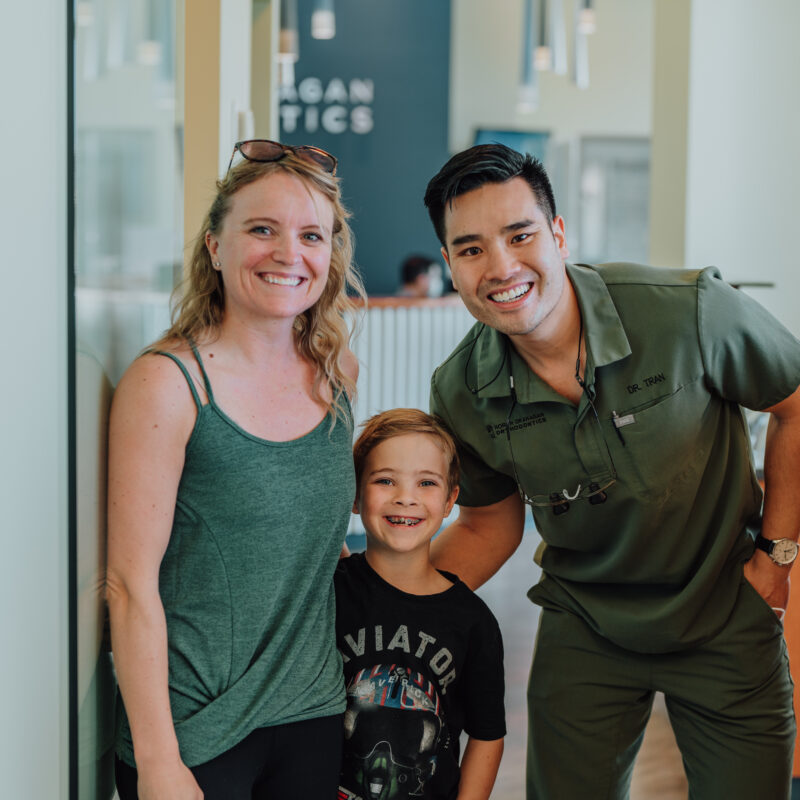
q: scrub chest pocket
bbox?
[611,377,715,499]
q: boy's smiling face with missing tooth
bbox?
[354,433,459,557]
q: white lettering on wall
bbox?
[279,105,302,133]
[280,77,374,136]
[279,84,298,102]
[321,105,347,134]
[349,79,374,103]
[298,77,323,103]
[351,106,373,134]
[324,78,349,104]
[305,106,319,133]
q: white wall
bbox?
[450,0,654,152]
[218,0,254,173]
[683,0,800,333]
[0,1,69,797]
[647,0,690,269]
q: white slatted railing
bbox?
[350,298,474,428]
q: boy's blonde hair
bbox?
[353,408,460,495]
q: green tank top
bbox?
[116,345,354,767]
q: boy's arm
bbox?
[457,737,504,800]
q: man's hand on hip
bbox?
[743,549,791,620]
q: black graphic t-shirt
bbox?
[334,553,506,800]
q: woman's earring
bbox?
[214,261,221,268]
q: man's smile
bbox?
[488,282,533,304]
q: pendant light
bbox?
[311,0,336,40]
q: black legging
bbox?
[115,714,344,799]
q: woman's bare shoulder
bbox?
[143,336,195,361]
[112,344,200,430]
[341,347,359,385]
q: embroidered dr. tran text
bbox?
[626,372,666,395]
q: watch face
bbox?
[772,539,799,565]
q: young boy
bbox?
[336,409,506,800]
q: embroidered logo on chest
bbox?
[485,413,546,439]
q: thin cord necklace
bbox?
[574,312,585,390]
[464,324,510,395]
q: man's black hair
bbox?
[423,143,557,248]
[401,254,435,285]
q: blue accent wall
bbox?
[279,0,451,295]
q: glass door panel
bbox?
[72,1,183,795]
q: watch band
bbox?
[754,534,799,566]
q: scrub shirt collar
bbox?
[471,263,632,401]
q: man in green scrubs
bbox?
[424,144,800,799]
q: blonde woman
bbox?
[107,141,364,799]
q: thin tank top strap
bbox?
[152,351,203,411]
[188,340,215,402]
[338,387,354,418]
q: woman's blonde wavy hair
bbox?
[157,152,366,426]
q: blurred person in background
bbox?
[397,253,445,298]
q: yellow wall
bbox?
[184,0,222,263]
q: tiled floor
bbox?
[475,528,688,800]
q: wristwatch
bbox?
[754,535,799,566]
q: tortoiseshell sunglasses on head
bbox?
[226,139,337,175]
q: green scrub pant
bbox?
[527,578,795,799]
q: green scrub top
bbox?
[431,263,800,653]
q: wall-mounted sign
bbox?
[280,0,451,295]
[280,78,374,135]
